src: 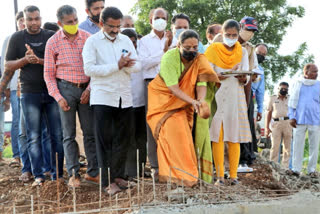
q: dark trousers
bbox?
[125,106,147,177]
[240,90,257,165]
[144,79,158,169]
[93,102,133,187]
[58,81,98,178]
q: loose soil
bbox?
[0,153,319,213]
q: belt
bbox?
[273,117,289,121]
[57,78,89,89]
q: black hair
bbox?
[256,43,269,50]
[222,19,240,33]
[101,7,123,24]
[171,13,190,25]
[43,22,60,32]
[24,5,40,14]
[16,11,24,21]
[85,0,105,9]
[56,5,77,22]
[179,29,199,44]
[279,82,289,87]
[137,34,143,39]
[122,29,137,40]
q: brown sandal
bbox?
[9,158,21,168]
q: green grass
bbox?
[3,145,13,158]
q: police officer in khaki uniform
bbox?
[265,82,292,168]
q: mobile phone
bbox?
[122,49,129,57]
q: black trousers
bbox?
[240,90,257,165]
[93,103,133,187]
[125,106,147,177]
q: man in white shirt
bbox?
[83,7,140,195]
[138,8,172,174]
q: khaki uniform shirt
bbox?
[266,95,290,119]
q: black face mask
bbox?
[257,54,265,64]
[279,89,288,96]
[90,13,100,23]
[182,50,197,61]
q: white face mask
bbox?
[152,18,167,32]
[120,27,136,32]
[104,32,116,40]
[239,30,254,42]
[223,36,238,47]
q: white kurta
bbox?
[210,48,252,143]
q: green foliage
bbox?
[131,0,314,90]
[3,145,13,158]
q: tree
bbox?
[131,0,314,91]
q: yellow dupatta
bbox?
[205,42,243,69]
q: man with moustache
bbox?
[83,7,140,195]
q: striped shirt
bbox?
[44,29,90,102]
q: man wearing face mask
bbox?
[170,13,205,53]
[204,23,221,51]
[288,64,320,178]
[138,8,172,177]
[79,0,105,34]
[83,6,140,195]
[44,5,98,188]
[252,44,268,123]
[265,82,292,168]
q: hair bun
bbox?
[199,101,210,119]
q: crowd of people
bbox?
[0,0,318,196]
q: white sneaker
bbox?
[237,164,253,173]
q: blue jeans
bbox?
[10,90,20,158]
[20,92,64,179]
[19,104,52,174]
[0,98,4,152]
[19,106,31,173]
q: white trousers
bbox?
[292,124,320,173]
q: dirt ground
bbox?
[0,153,319,214]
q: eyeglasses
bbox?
[105,24,121,29]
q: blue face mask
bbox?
[175,29,185,39]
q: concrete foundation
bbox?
[133,191,320,214]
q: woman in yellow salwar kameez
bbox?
[147,30,219,187]
[205,19,251,185]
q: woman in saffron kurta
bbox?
[205,19,251,185]
[147,30,219,187]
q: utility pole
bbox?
[14,0,18,31]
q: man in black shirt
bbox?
[1,5,64,186]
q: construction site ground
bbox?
[0,152,319,214]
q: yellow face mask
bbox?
[63,24,79,35]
